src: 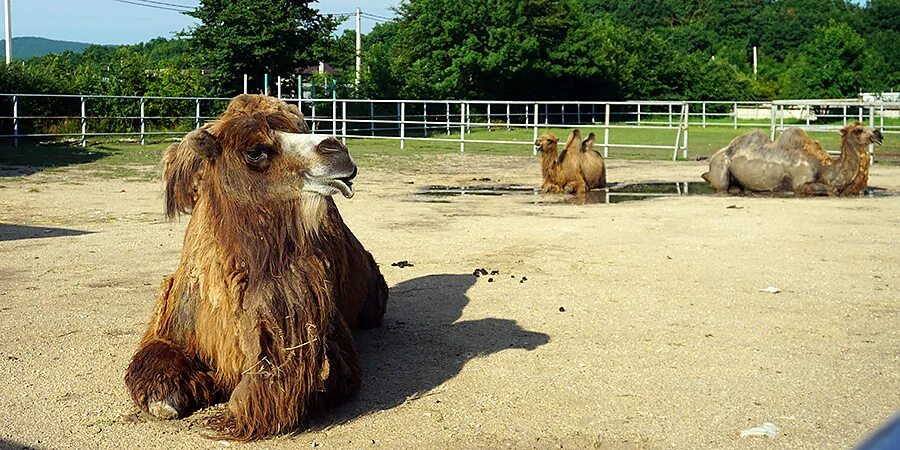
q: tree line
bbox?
[1,0,897,102]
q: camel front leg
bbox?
[541,182,563,194]
[125,276,219,419]
[126,339,218,419]
[794,181,834,197]
[221,318,361,439]
[564,179,588,195]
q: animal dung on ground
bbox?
[472,268,489,277]
[391,260,414,268]
[758,286,781,294]
[726,204,744,209]
[559,306,566,312]
[490,270,500,275]
[740,422,779,438]
[487,278,494,282]
[520,276,527,283]
[471,177,492,182]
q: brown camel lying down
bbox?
[125,95,388,439]
[702,122,883,196]
[535,129,607,195]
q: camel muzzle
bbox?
[872,130,884,145]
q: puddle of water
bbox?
[413,182,895,204]
[414,182,711,204]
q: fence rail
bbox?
[0,93,897,161]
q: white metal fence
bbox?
[0,93,897,161]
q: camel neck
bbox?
[829,138,865,189]
[540,148,559,177]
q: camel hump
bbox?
[776,127,830,163]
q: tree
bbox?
[186,0,338,95]
[779,20,872,98]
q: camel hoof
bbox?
[148,400,179,420]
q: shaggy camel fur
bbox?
[536,129,607,195]
[702,122,883,196]
[125,95,388,439]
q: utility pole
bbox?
[355,7,361,86]
[4,0,12,64]
[753,46,758,77]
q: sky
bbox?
[5,0,401,45]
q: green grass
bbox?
[1,121,896,180]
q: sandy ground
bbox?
[0,156,898,449]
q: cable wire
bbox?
[110,0,190,12]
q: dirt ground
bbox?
[0,156,898,449]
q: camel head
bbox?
[534,132,560,157]
[164,95,356,219]
[840,122,884,148]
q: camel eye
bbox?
[246,145,271,163]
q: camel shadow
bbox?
[0,223,93,242]
[322,273,549,425]
[0,142,108,177]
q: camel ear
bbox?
[184,128,221,159]
[163,132,209,218]
[581,132,596,152]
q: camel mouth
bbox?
[331,177,355,198]
[872,131,884,145]
[303,171,356,199]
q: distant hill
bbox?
[0,37,97,60]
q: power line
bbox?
[360,11,393,21]
[131,0,195,9]
[360,13,390,23]
[109,0,190,12]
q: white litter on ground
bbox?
[741,422,779,438]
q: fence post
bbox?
[140,97,145,145]
[779,104,784,130]
[858,106,863,123]
[12,95,17,147]
[506,103,511,129]
[603,103,611,158]
[561,104,565,125]
[460,103,465,153]
[243,74,248,94]
[544,103,548,125]
[446,102,450,135]
[195,98,201,129]
[341,101,347,145]
[400,102,406,150]
[277,76,282,99]
[532,103,539,156]
[637,103,641,125]
[487,103,491,131]
[311,100,316,132]
[701,102,706,128]
[80,96,87,148]
[842,105,847,126]
[668,103,673,126]
[423,102,428,137]
[673,109,683,161]
[869,105,875,165]
[525,104,529,128]
[682,103,689,159]
[370,102,375,136]
[577,103,582,124]
[770,103,777,140]
[733,102,738,129]
[591,103,596,123]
